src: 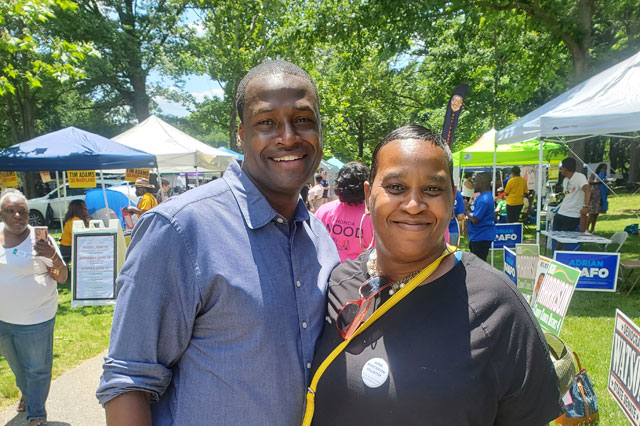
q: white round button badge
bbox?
[361,357,389,388]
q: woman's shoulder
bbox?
[328,251,369,299]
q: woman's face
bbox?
[365,139,454,263]
[1,196,29,236]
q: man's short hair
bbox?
[236,60,319,123]
[511,166,520,176]
[314,174,323,183]
[561,157,577,172]
[161,179,170,186]
[370,125,453,188]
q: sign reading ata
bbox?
[555,251,619,292]
[609,310,640,425]
[493,223,523,250]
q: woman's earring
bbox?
[359,211,375,251]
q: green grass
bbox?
[1,192,638,420]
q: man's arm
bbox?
[105,391,152,426]
[580,183,590,216]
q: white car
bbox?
[27,181,138,226]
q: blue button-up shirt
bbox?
[97,162,339,425]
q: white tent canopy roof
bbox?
[113,115,236,172]
[496,50,640,145]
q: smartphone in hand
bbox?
[35,226,48,243]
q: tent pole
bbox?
[195,166,199,187]
[62,172,68,230]
[100,170,109,212]
[55,171,64,230]
[536,139,544,246]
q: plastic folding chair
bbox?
[620,254,640,296]
[604,231,628,253]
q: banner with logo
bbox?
[555,251,619,292]
[493,223,523,249]
[125,168,150,182]
[0,171,19,187]
[516,244,539,303]
[609,310,640,425]
[531,256,580,335]
[503,247,517,285]
[67,170,96,188]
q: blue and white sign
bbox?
[492,223,523,249]
[554,251,620,292]
[503,247,517,285]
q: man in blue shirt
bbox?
[465,172,496,262]
[97,61,340,426]
[448,188,465,245]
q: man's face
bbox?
[135,186,144,196]
[238,74,321,203]
[560,166,570,178]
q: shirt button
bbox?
[276,217,284,223]
[302,321,308,329]
[296,280,301,288]
[307,362,312,369]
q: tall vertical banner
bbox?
[441,84,468,147]
[609,310,640,425]
[503,247,517,285]
[530,256,580,335]
[555,251,619,292]
[493,223,523,250]
[516,244,539,303]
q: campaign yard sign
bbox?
[530,257,580,336]
[609,310,640,425]
[555,251,619,292]
[516,244,539,303]
[67,170,96,188]
[493,223,523,250]
[503,247,517,285]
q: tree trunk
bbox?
[130,73,150,122]
[568,140,586,170]
[629,139,640,185]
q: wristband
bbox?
[49,251,57,260]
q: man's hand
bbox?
[105,391,152,426]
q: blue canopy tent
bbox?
[0,127,157,171]
[0,126,157,229]
[217,147,243,162]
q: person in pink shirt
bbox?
[315,162,374,262]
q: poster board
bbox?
[503,247,517,285]
[609,310,640,425]
[125,168,150,182]
[530,256,580,336]
[0,171,19,187]
[492,223,523,250]
[67,170,96,188]
[554,251,619,292]
[516,244,539,303]
[71,219,126,307]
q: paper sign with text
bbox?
[67,170,96,188]
[503,247,517,285]
[531,256,580,336]
[555,251,619,292]
[0,171,19,187]
[39,171,52,183]
[493,223,523,249]
[609,310,640,425]
[125,168,150,182]
[516,244,539,303]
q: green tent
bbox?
[453,129,565,167]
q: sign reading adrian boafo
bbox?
[609,310,640,425]
[555,251,619,292]
[530,257,580,336]
[503,247,517,285]
[492,223,523,250]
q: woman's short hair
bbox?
[370,125,453,187]
[334,162,370,205]
[0,189,28,210]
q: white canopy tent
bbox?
[496,50,640,243]
[113,115,236,174]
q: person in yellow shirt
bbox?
[60,200,91,260]
[504,166,529,223]
[127,178,158,216]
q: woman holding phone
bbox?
[0,189,67,426]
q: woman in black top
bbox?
[309,125,561,426]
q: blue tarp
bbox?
[85,187,138,228]
[217,147,243,161]
[327,157,345,169]
[0,127,157,171]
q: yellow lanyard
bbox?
[301,245,456,426]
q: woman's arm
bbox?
[35,239,68,283]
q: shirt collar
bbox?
[223,161,311,229]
